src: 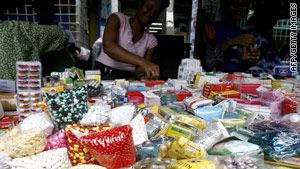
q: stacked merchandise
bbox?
[1,61,300,169]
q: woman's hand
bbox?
[246,48,261,62]
[137,60,160,80]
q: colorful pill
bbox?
[19,98,30,102]
[20,109,30,113]
[30,65,40,68]
[31,93,41,97]
[18,74,27,79]
[31,108,41,112]
[18,69,28,73]
[30,86,40,90]
[20,103,29,108]
[30,80,39,84]
[31,103,39,107]
[18,85,28,89]
[18,80,28,84]
[19,64,28,68]
[18,92,29,97]
[31,98,41,102]
[29,74,40,79]
[29,69,40,73]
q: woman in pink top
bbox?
[96,0,169,80]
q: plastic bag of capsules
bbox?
[16,61,42,120]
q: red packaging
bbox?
[233,83,261,95]
[225,74,243,81]
[168,90,192,101]
[126,91,144,104]
[282,97,298,115]
[80,125,136,169]
[143,81,165,87]
[203,84,233,97]
[65,124,112,166]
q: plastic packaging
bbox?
[136,136,174,161]
[282,96,298,114]
[194,106,224,124]
[80,125,136,169]
[16,61,43,120]
[0,152,11,169]
[45,129,67,151]
[184,96,214,112]
[130,114,148,145]
[168,158,215,169]
[248,121,300,159]
[208,155,264,169]
[18,112,54,137]
[281,113,300,123]
[0,102,4,119]
[175,114,206,130]
[166,136,207,159]
[65,124,112,166]
[193,121,230,151]
[133,158,176,169]
[45,85,88,130]
[2,128,46,158]
[208,139,262,156]
[7,148,72,169]
[166,121,200,140]
[80,100,111,126]
[110,105,135,125]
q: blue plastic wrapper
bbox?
[194,106,224,124]
[248,121,300,159]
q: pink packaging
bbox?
[260,96,284,119]
[256,86,282,101]
[44,129,67,151]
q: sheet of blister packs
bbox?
[16,61,42,120]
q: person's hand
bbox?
[139,60,160,80]
[231,34,256,47]
[246,48,261,62]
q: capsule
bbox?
[18,92,29,97]
[30,65,40,69]
[19,64,29,68]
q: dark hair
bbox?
[140,0,170,11]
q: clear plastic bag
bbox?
[80,125,136,169]
[65,124,112,166]
[80,100,111,126]
[18,112,54,137]
[136,136,174,161]
[130,114,148,145]
[45,129,67,151]
[207,155,264,169]
[133,158,176,169]
[168,158,215,169]
[109,105,135,126]
[248,121,300,159]
[45,85,88,130]
[71,164,106,169]
[2,128,46,158]
[7,148,72,169]
[0,152,11,169]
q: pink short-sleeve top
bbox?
[96,12,158,72]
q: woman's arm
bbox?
[221,34,256,53]
[103,14,159,79]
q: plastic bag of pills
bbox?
[45,85,88,130]
[45,129,67,151]
[0,152,11,169]
[80,125,136,169]
[7,148,72,169]
[70,164,107,169]
[3,128,46,158]
[80,103,111,126]
[19,112,54,137]
[109,105,135,125]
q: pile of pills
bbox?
[81,125,136,169]
[80,104,111,126]
[211,156,259,169]
[19,113,54,137]
[65,124,112,166]
[45,85,88,130]
[3,128,46,158]
[0,152,11,169]
[45,129,67,151]
[8,148,72,169]
[110,105,135,126]
[129,114,148,145]
[16,61,43,120]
